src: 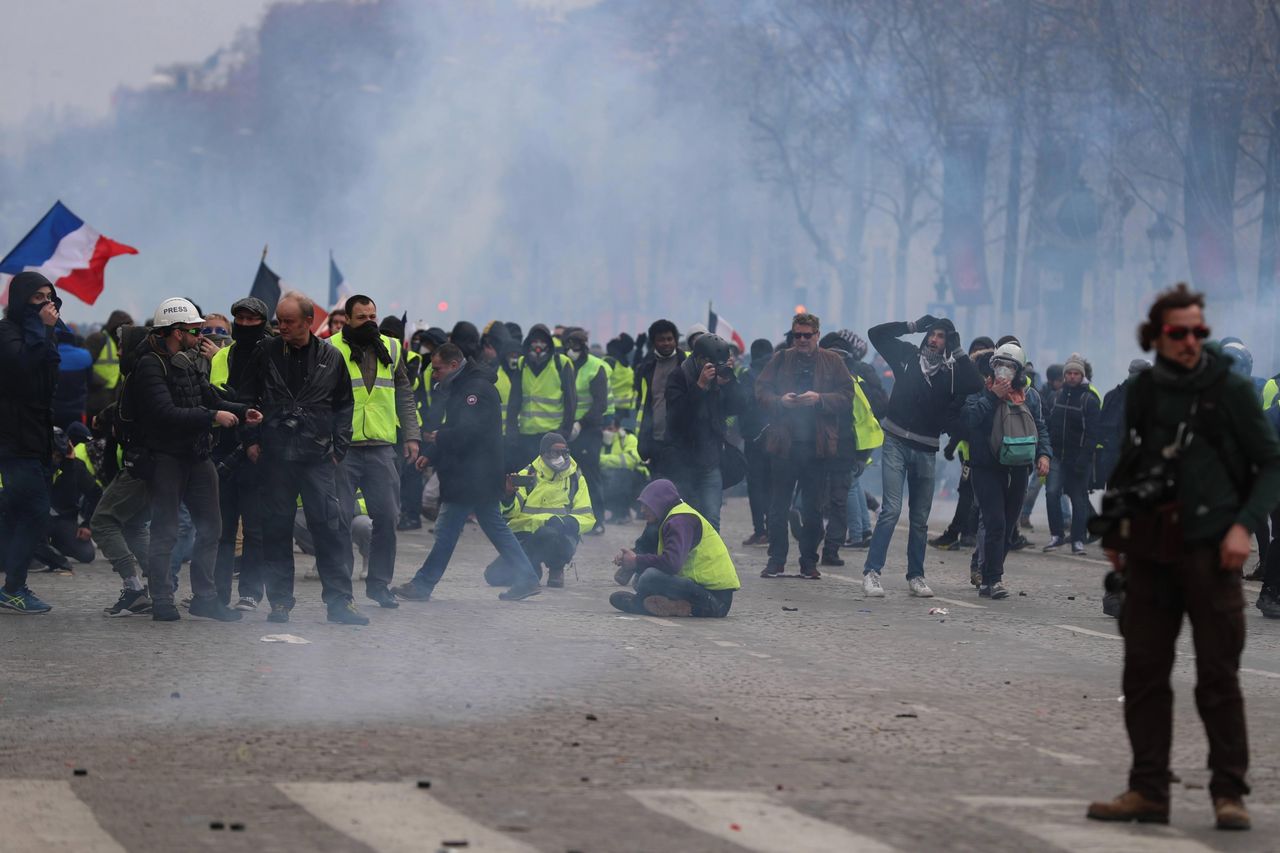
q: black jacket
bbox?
[665,357,745,469]
[1047,382,1101,467]
[429,360,505,505]
[737,362,771,442]
[123,339,245,459]
[868,321,982,450]
[0,273,61,459]
[50,455,100,523]
[240,335,353,463]
[1095,379,1131,487]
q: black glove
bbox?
[946,330,962,354]
[943,444,955,462]
[913,314,938,332]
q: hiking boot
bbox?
[1043,536,1065,552]
[1071,541,1087,556]
[760,562,785,578]
[799,561,822,579]
[1103,591,1124,618]
[188,597,243,622]
[819,551,844,567]
[609,591,644,614]
[642,595,693,617]
[547,567,565,588]
[929,529,960,550]
[1214,797,1251,830]
[151,602,181,622]
[958,534,976,548]
[1256,589,1280,619]
[0,586,52,614]
[908,577,934,597]
[367,586,400,609]
[1086,791,1169,824]
[1008,533,1030,551]
[862,572,885,597]
[267,604,290,624]
[392,581,431,601]
[742,532,768,547]
[498,583,541,601]
[104,587,152,617]
[233,597,258,612]
[328,599,370,625]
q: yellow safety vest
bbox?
[659,504,740,591]
[573,353,611,421]
[330,333,401,444]
[405,351,424,427]
[72,442,96,481]
[502,455,596,534]
[1264,377,1279,410]
[609,360,636,412]
[209,342,233,390]
[852,376,884,456]
[93,335,120,390]
[599,430,647,475]
[518,354,570,435]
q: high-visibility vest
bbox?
[209,342,233,390]
[1264,376,1279,410]
[72,442,96,481]
[659,503,740,591]
[852,376,883,457]
[502,455,595,534]
[607,359,636,412]
[405,350,424,427]
[93,335,121,390]
[599,430,647,475]
[330,333,401,444]
[573,353,612,421]
[518,354,570,435]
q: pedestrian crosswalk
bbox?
[4,779,1237,852]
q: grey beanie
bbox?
[1063,353,1087,376]
[231,296,271,321]
[540,432,568,455]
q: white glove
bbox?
[570,421,582,441]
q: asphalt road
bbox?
[3,494,1279,852]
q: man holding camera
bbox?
[1087,284,1280,832]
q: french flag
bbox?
[708,305,746,353]
[0,201,137,306]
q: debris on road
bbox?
[417,780,432,789]
[72,768,87,776]
[260,634,311,644]
[928,607,949,616]
[170,692,180,699]
[895,712,918,718]
[781,606,798,611]
[585,713,598,721]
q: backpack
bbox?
[989,399,1038,466]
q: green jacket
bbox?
[1120,344,1280,543]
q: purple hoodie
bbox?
[636,479,702,575]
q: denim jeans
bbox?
[863,434,936,579]
[411,500,539,593]
[683,466,724,532]
[634,567,733,617]
[845,461,870,542]
[0,456,51,593]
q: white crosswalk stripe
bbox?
[630,789,898,853]
[0,781,126,853]
[956,795,1218,852]
[276,781,539,852]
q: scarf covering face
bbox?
[343,321,392,366]
[918,349,952,386]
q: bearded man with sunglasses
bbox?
[1087,284,1280,832]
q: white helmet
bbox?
[991,342,1026,369]
[152,297,204,329]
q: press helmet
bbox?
[152,297,204,330]
[693,333,731,367]
[991,342,1027,370]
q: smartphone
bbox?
[510,474,537,489]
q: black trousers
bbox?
[969,465,1029,584]
[766,449,825,567]
[49,516,96,564]
[1261,505,1280,595]
[744,438,771,536]
[1121,545,1248,802]
[214,461,265,605]
[570,428,604,529]
[943,462,974,536]
[484,523,579,585]
[146,454,221,605]
[259,458,354,609]
[821,460,855,554]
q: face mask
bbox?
[527,346,550,365]
[543,452,570,472]
[568,347,583,359]
[506,355,520,371]
[231,323,267,345]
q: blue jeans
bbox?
[410,500,539,592]
[845,461,870,542]
[0,456,51,593]
[863,434,936,579]
[683,466,723,532]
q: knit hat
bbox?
[540,432,568,455]
[1063,353,1087,376]
[230,296,271,321]
[1128,358,1151,376]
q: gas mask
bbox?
[993,361,1016,382]
[601,428,619,445]
[543,450,571,472]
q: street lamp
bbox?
[1146,213,1174,290]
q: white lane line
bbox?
[0,781,127,853]
[712,640,741,647]
[1033,747,1100,767]
[277,782,538,852]
[1056,624,1121,640]
[931,595,986,610]
[956,796,1214,852]
[630,789,897,853]
[1242,667,1280,680]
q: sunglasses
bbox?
[792,331,815,340]
[1162,324,1210,341]
[201,327,229,336]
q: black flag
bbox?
[249,259,281,317]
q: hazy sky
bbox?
[0,0,278,123]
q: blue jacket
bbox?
[961,385,1052,469]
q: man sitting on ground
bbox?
[610,479,740,618]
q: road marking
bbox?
[746,652,772,659]
[956,796,1214,852]
[1056,624,1121,640]
[712,640,741,647]
[630,789,897,853]
[1243,667,1280,680]
[0,780,126,853]
[277,782,538,852]
[931,595,986,610]
[1033,747,1100,766]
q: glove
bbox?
[943,444,955,462]
[913,314,938,333]
[945,330,962,354]
[570,421,582,441]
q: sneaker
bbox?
[760,562,785,578]
[586,522,606,536]
[929,530,959,550]
[104,587,152,617]
[396,517,422,531]
[613,565,637,586]
[908,577,934,598]
[179,594,194,609]
[1043,536,1065,552]
[1071,541,1087,556]
[391,581,431,601]
[848,536,872,550]
[152,602,181,622]
[0,587,52,614]
[366,586,400,609]
[642,595,693,617]
[1086,790,1169,824]
[546,567,565,588]
[987,581,1009,600]
[958,534,977,548]
[799,562,822,579]
[610,591,644,613]
[862,572,885,598]
[742,532,768,547]
[51,565,75,577]
[267,604,290,623]
[1214,796,1251,831]
[233,597,258,612]
[1256,590,1280,619]
[328,599,370,625]
[970,570,982,588]
[819,551,843,567]
[1008,533,1030,551]
[498,583,541,601]
[188,597,243,622]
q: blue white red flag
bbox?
[0,201,137,305]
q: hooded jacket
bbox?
[505,324,577,438]
[868,319,983,450]
[429,359,507,505]
[633,479,702,576]
[1114,344,1280,544]
[0,272,62,458]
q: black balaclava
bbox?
[6,271,61,322]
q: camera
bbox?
[216,445,247,476]
[1087,458,1176,538]
[715,362,734,379]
